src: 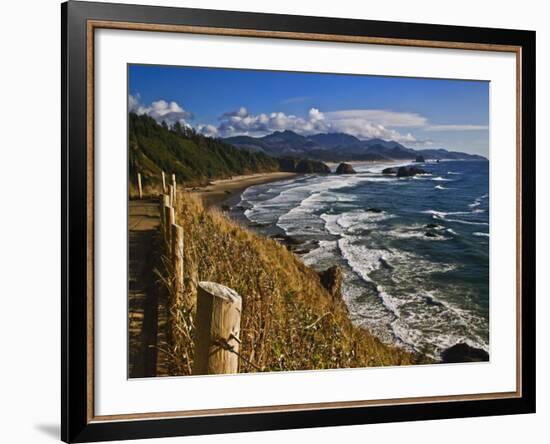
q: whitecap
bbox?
[446,218,489,226]
[473,232,490,237]
[422,209,470,218]
[468,193,489,208]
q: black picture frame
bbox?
[62,1,536,442]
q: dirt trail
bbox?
[128,199,169,378]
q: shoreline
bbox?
[213,161,489,363]
[187,171,299,208]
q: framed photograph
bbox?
[62,1,536,442]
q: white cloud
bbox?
[130,94,486,145]
[214,107,432,143]
[196,124,219,138]
[217,106,329,137]
[320,109,431,142]
[214,106,424,142]
[327,118,417,142]
[324,109,427,127]
[129,94,193,127]
[425,124,489,131]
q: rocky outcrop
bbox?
[396,166,426,177]
[278,157,331,174]
[415,155,426,163]
[382,167,396,174]
[335,163,357,175]
[296,159,331,174]
[270,233,304,247]
[440,343,489,363]
[318,265,344,303]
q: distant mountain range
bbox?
[224,130,487,162]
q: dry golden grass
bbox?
[161,192,426,375]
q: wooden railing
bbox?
[152,170,243,375]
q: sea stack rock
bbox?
[440,343,489,363]
[410,166,426,175]
[335,163,357,175]
[415,155,426,163]
[396,166,426,177]
[318,265,344,302]
[382,167,396,174]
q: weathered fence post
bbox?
[171,223,184,304]
[161,170,167,193]
[137,172,143,199]
[164,204,175,248]
[192,282,242,375]
[171,174,177,206]
[160,194,170,226]
[168,184,174,207]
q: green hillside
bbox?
[129,113,279,187]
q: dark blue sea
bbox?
[237,160,489,360]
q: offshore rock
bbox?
[441,343,489,363]
[335,162,357,175]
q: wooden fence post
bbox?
[171,174,177,206]
[192,282,242,375]
[137,172,143,199]
[168,184,174,207]
[164,205,175,249]
[160,194,170,226]
[171,223,184,305]
[161,171,166,193]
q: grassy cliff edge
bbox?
[162,192,426,376]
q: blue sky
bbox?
[129,64,489,156]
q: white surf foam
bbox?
[473,232,490,237]
[446,218,489,226]
[422,210,471,218]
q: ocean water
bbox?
[237,160,489,360]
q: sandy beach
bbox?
[187,172,299,208]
